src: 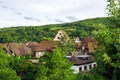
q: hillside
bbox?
[0,17,111,43]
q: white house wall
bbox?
[35,52,44,58]
[71,62,97,74]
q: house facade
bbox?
[71,62,96,73]
[26,41,56,58]
[66,51,96,73]
[75,37,97,55]
[53,30,64,41]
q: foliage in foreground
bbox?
[93,24,120,80]
[0,46,21,80]
[36,48,75,80]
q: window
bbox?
[57,37,60,39]
[79,67,82,71]
[94,64,96,67]
[59,33,62,35]
[89,65,92,69]
[84,66,87,70]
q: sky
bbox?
[0,0,108,28]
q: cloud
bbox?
[0,1,3,3]
[0,4,17,12]
[1,5,8,9]
[15,12,22,15]
[54,19,64,23]
[0,5,16,13]
[29,3,59,13]
[24,16,33,20]
[0,0,107,28]
[66,16,78,21]
[46,16,52,21]
[24,16,41,22]
[34,18,41,22]
[0,2,40,22]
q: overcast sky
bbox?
[0,0,108,28]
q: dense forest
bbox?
[0,17,111,43]
[0,0,120,80]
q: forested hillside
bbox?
[0,17,110,43]
[0,0,120,80]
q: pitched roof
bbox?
[70,55,80,64]
[0,43,11,55]
[25,42,39,51]
[82,37,96,43]
[53,30,70,42]
[35,41,56,52]
[0,43,8,48]
[8,43,32,56]
[70,55,95,65]
[87,42,95,53]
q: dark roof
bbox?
[69,55,95,65]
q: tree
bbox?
[107,0,120,18]
[107,0,120,27]
[0,46,21,80]
[92,0,120,79]
[35,65,48,80]
[0,68,21,80]
[35,48,75,80]
[93,24,120,79]
[9,55,38,80]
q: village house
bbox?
[53,30,64,41]
[0,30,97,72]
[66,37,97,73]
[53,30,97,73]
[0,41,56,59]
[26,41,56,58]
[76,37,97,55]
[0,43,32,56]
[66,51,96,74]
[53,30,70,43]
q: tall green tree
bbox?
[107,0,120,27]
[92,0,120,79]
[35,48,75,80]
[93,24,120,80]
